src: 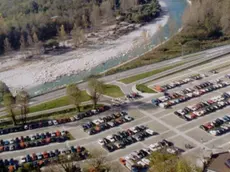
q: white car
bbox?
[91,109,97,114]
[166,148,177,154]
[106,135,115,142]
[61,131,66,136]
[98,139,105,146]
[142,158,150,165]
[53,120,58,125]
[107,122,115,127]
[98,119,104,123]
[70,117,75,122]
[149,143,162,152]
[92,119,100,125]
[31,135,36,141]
[19,157,26,164]
[124,116,133,121]
[51,132,56,137]
[48,120,53,125]
[36,153,43,160]
[145,129,156,136]
[209,130,219,136]
[130,127,138,134]
[9,139,15,144]
[137,161,146,166]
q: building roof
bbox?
[207,152,230,172]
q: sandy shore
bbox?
[0,1,169,91]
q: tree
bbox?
[32,32,39,44]
[16,90,29,124]
[85,150,110,172]
[100,0,114,23]
[20,34,27,51]
[3,93,16,126]
[4,37,12,54]
[168,17,177,38]
[71,24,86,47]
[156,25,165,44]
[66,84,81,112]
[0,81,10,97]
[148,151,202,172]
[90,4,101,30]
[88,78,104,108]
[27,33,34,46]
[58,25,67,41]
[120,0,135,13]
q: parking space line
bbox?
[139,109,207,149]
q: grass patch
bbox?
[119,63,183,84]
[67,132,75,140]
[0,104,102,128]
[136,84,156,93]
[29,90,91,113]
[105,31,230,76]
[101,84,124,98]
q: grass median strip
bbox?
[136,84,156,93]
[29,90,91,113]
[119,62,184,84]
[102,84,124,98]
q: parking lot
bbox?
[2,57,230,171]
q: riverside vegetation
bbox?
[0,0,161,54]
[106,0,230,75]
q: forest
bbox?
[0,0,161,54]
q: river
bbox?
[29,0,188,96]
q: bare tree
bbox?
[156,25,165,44]
[100,0,114,23]
[90,4,101,31]
[16,90,29,124]
[168,17,177,38]
[120,0,135,13]
[32,32,39,44]
[220,0,230,35]
[85,150,110,172]
[4,37,12,54]
[20,34,27,51]
[27,33,34,46]
[3,93,16,126]
[66,84,82,112]
[88,78,104,108]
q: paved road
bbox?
[26,45,230,105]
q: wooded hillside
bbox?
[0,0,161,54]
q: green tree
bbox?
[59,25,67,41]
[71,24,86,47]
[16,90,29,124]
[88,78,104,108]
[149,151,202,172]
[0,81,9,96]
[66,84,81,112]
[3,93,16,126]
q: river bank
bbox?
[0,0,169,92]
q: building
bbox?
[205,151,230,172]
